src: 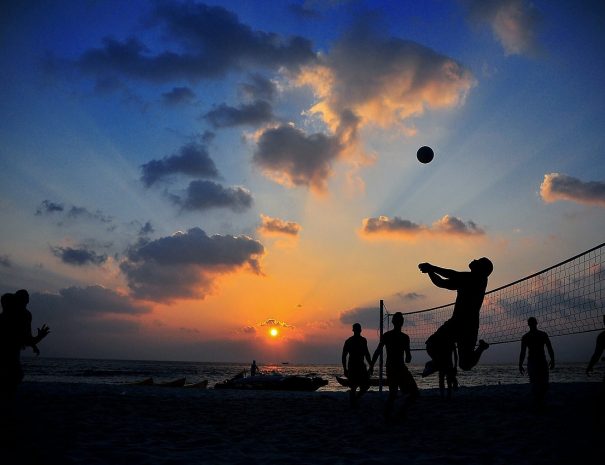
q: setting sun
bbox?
[269,328,279,337]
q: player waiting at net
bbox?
[341,323,372,407]
[586,315,605,382]
[519,317,555,409]
[369,312,418,420]
[419,257,493,377]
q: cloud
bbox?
[258,214,301,236]
[296,20,475,134]
[396,292,425,302]
[259,318,295,328]
[47,286,151,315]
[204,100,274,128]
[540,173,605,207]
[162,86,196,105]
[36,200,114,225]
[76,3,316,84]
[171,180,253,212]
[138,221,154,237]
[141,142,219,187]
[339,307,379,330]
[51,246,108,266]
[463,0,541,56]
[35,200,64,215]
[120,227,264,301]
[238,73,278,101]
[0,255,12,268]
[361,214,485,238]
[67,206,113,224]
[253,124,343,191]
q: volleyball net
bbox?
[380,242,605,351]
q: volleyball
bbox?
[417,146,434,164]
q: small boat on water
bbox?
[128,377,203,388]
[215,374,328,391]
[184,380,208,389]
[335,376,381,388]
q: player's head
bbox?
[15,289,29,306]
[392,312,404,328]
[527,317,537,329]
[352,323,362,334]
[469,257,493,277]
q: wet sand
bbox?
[3,381,604,464]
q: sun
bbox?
[269,327,279,337]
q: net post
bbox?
[379,299,384,392]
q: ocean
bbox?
[21,357,601,392]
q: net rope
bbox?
[380,242,605,351]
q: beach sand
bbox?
[3,381,603,464]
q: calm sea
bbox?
[20,357,601,392]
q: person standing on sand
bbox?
[250,360,260,376]
[369,312,418,420]
[519,317,555,408]
[586,315,605,382]
[341,323,372,407]
[419,257,493,377]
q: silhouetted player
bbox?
[519,317,555,407]
[250,360,260,376]
[586,315,605,381]
[342,323,372,407]
[419,257,493,376]
[370,312,418,419]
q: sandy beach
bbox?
[2,381,602,465]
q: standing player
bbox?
[519,317,555,408]
[341,323,372,407]
[369,312,418,420]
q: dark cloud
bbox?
[120,227,264,301]
[138,221,155,237]
[258,214,301,236]
[339,307,379,330]
[288,3,323,19]
[240,326,257,334]
[396,292,425,302]
[67,206,113,224]
[51,246,108,266]
[162,86,196,105]
[141,142,219,187]
[76,3,316,84]
[463,0,541,56]
[35,200,65,215]
[171,180,253,212]
[540,173,605,207]
[361,215,485,238]
[48,286,151,315]
[238,73,278,101]
[0,255,12,268]
[253,124,343,191]
[204,100,274,128]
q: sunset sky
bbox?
[1,0,604,363]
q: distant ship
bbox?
[281,362,289,365]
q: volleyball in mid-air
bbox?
[417,146,434,164]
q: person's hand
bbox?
[519,365,525,375]
[37,324,50,339]
[549,360,555,370]
[418,263,432,273]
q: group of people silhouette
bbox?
[0,289,50,412]
[342,257,605,419]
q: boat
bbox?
[128,377,154,386]
[157,377,187,387]
[184,380,208,389]
[215,374,328,391]
[335,376,381,388]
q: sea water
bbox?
[21,357,602,391]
